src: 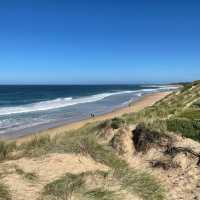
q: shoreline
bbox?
[13,91,171,143]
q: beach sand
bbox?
[15,91,170,143]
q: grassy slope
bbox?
[123,80,200,141]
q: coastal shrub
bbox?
[0,141,16,161]
[0,183,11,200]
[167,118,200,141]
[98,120,112,129]
[110,118,125,129]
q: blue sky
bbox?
[0,0,199,84]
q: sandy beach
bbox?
[15,91,171,143]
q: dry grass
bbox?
[15,166,38,181]
[0,183,11,200]
[0,141,16,161]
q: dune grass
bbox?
[43,173,85,200]
[122,81,200,142]
[0,183,11,200]
[167,118,200,141]
[0,141,16,161]
[42,167,165,200]
[39,132,165,200]
[17,121,165,200]
[85,188,118,200]
[177,109,200,120]
[15,166,38,181]
[42,171,117,200]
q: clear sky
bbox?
[0,0,199,84]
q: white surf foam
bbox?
[0,91,135,116]
[0,85,177,117]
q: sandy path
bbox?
[16,91,170,144]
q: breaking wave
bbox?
[0,91,135,116]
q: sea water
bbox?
[0,85,177,138]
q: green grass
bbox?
[0,183,11,200]
[167,118,200,141]
[177,109,200,120]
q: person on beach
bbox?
[90,113,95,118]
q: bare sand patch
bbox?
[1,153,109,200]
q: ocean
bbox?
[0,84,177,139]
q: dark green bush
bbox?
[167,118,200,141]
[111,118,125,129]
[98,120,112,129]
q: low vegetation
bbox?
[15,166,38,181]
[42,168,164,200]
[0,183,11,200]
[43,173,85,200]
[0,141,16,161]
[15,121,165,200]
[123,81,200,141]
